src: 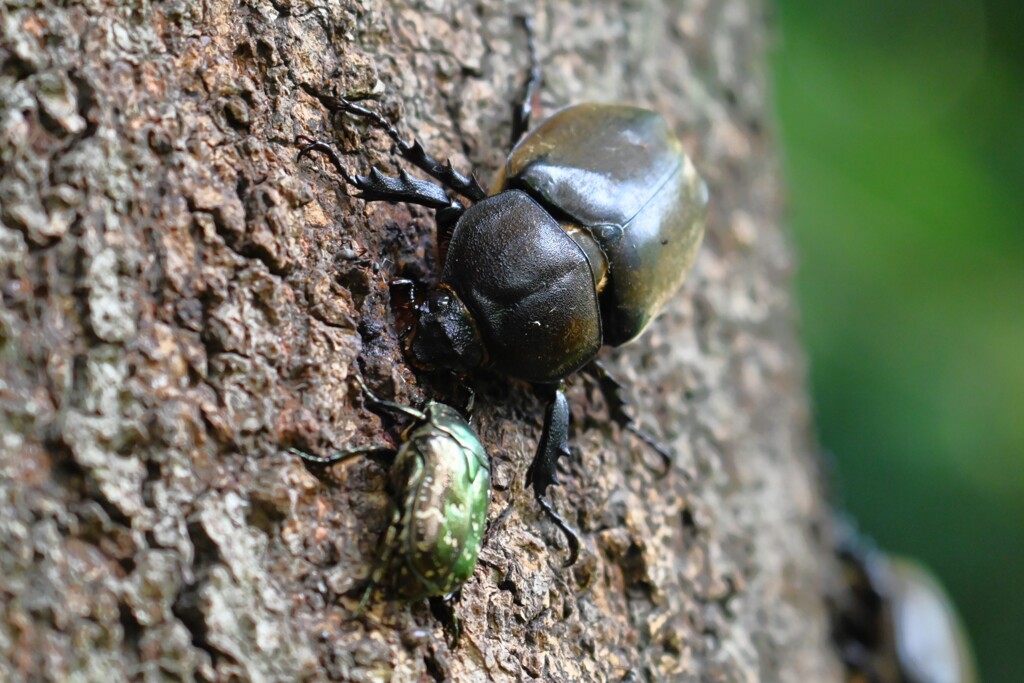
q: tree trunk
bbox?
[0,1,842,681]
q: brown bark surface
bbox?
[0,1,842,681]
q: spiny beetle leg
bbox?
[527,386,581,566]
[295,137,359,185]
[510,16,542,150]
[296,136,455,210]
[584,360,673,474]
[313,93,486,202]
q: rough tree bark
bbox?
[0,0,842,681]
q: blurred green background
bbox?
[773,0,1023,680]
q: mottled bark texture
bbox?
[0,1,842,681]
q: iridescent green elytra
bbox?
[294,385,490,605]
[375,402,490,600]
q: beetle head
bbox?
[391,280,485,373]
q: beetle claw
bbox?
[535,494,581,567]
[626,423,673,475]
[318,93,487,202]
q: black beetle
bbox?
[832,524,977,683]
[296,23,707,565]
[292,376,489,646]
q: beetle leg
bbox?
[429,593,462,648]
[583,360,674,474]
[308,91,487,202]
[510,16,543,150]
[353,581,377,618]
[288,374,425,468]
[527,386,581,566]
[289,445,395,468]
[351,373,428,423]
[296,136,456,210]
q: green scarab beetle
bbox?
[293,377,490,643]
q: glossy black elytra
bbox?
[296,21,707,565]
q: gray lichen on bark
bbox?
[1,0,842,681]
